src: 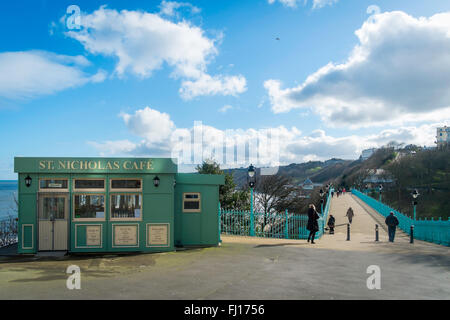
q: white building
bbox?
[361,148,377,161]
[436,126,450,148]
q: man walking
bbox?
[385,211,399,242]
[345,207,354,224]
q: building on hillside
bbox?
[300,178,322,190]
[436,126,450,148]
[361,148,377,161]
[363,169,394,184]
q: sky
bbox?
[1,0,450,179]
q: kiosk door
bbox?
[38,194,68,251]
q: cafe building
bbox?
[14,157,224,254]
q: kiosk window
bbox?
[183,193,201,212]
[110,179,142,190]
[74,194,105,220]
[39,179,68,190]
[74,179,105,190]
[111,194,142,220]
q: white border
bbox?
[74,224,103,249]
[111,223,139,248]
[146,223,170,248]
[22,224,34,250]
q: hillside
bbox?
[225,158,353,188]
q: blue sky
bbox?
[1,0,450,179]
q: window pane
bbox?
[74,195,105,219]
[111,194,142,219]
[40,197,65,219]
[40,179,68,189]
[185,194,199,199]
[75,179,104,189]
[184,201,200,210]
[111,179,141,189]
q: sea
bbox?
[0,180,18,219]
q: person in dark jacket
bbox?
[327,214,335,234]
[307,204,320,243]
[385,211,399,242]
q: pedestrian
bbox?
[327,214,335,234]
[346,207,354,224]
[307,204,320,244]
[385,211,399,242]
[331,191,334,198]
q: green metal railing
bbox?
[220,188,332,240]
[352,189,450,246]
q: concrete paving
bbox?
[0,193,448,300]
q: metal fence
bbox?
[352,189,450,246]
[220,188,332,240]
[0,216,18,248]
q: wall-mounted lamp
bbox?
[153,176,160,187]
[25,175,32,188]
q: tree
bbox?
[196,159,250,210]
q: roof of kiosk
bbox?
[14,157,177,174]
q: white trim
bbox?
[111,223,139,248]
[22,224,34,250]
[74,224,103,249]
[38,178,69,192]
[146,223,170,248]
[109,193,143,221]
[109,178,143,192]
[182,192,201,213]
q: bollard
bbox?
[375,224,379,242]
[346,223,350,241]
[410,225,414,244]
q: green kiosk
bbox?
[14,157,224,254]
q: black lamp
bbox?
[25,175,32,188]
[153,176,160,187]
[248,164,256,188]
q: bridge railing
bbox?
[220,188,332,240]
[351,189,450,246]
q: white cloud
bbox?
[268,0,338,9]
[90,107,446,166]
[0,51,105,100]
[65,6,246,99]
[120,107,175,144]
[159,1,201,17]
[219,105,233,113]
[312,0,338,9]
[180,74,247,99]
[265,11,450,128]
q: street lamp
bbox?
[248,164,256,236]
[378,185,383,202]
[411,189,419,221]
[365,184,369,195]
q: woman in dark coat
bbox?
[307,204,320,244]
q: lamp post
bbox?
[319,188,324,215]
[319,188,325,233]
[378,184,383,202]
[411,189,419,221]
[248,164,256,236]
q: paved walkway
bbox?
[0,193,448,299]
